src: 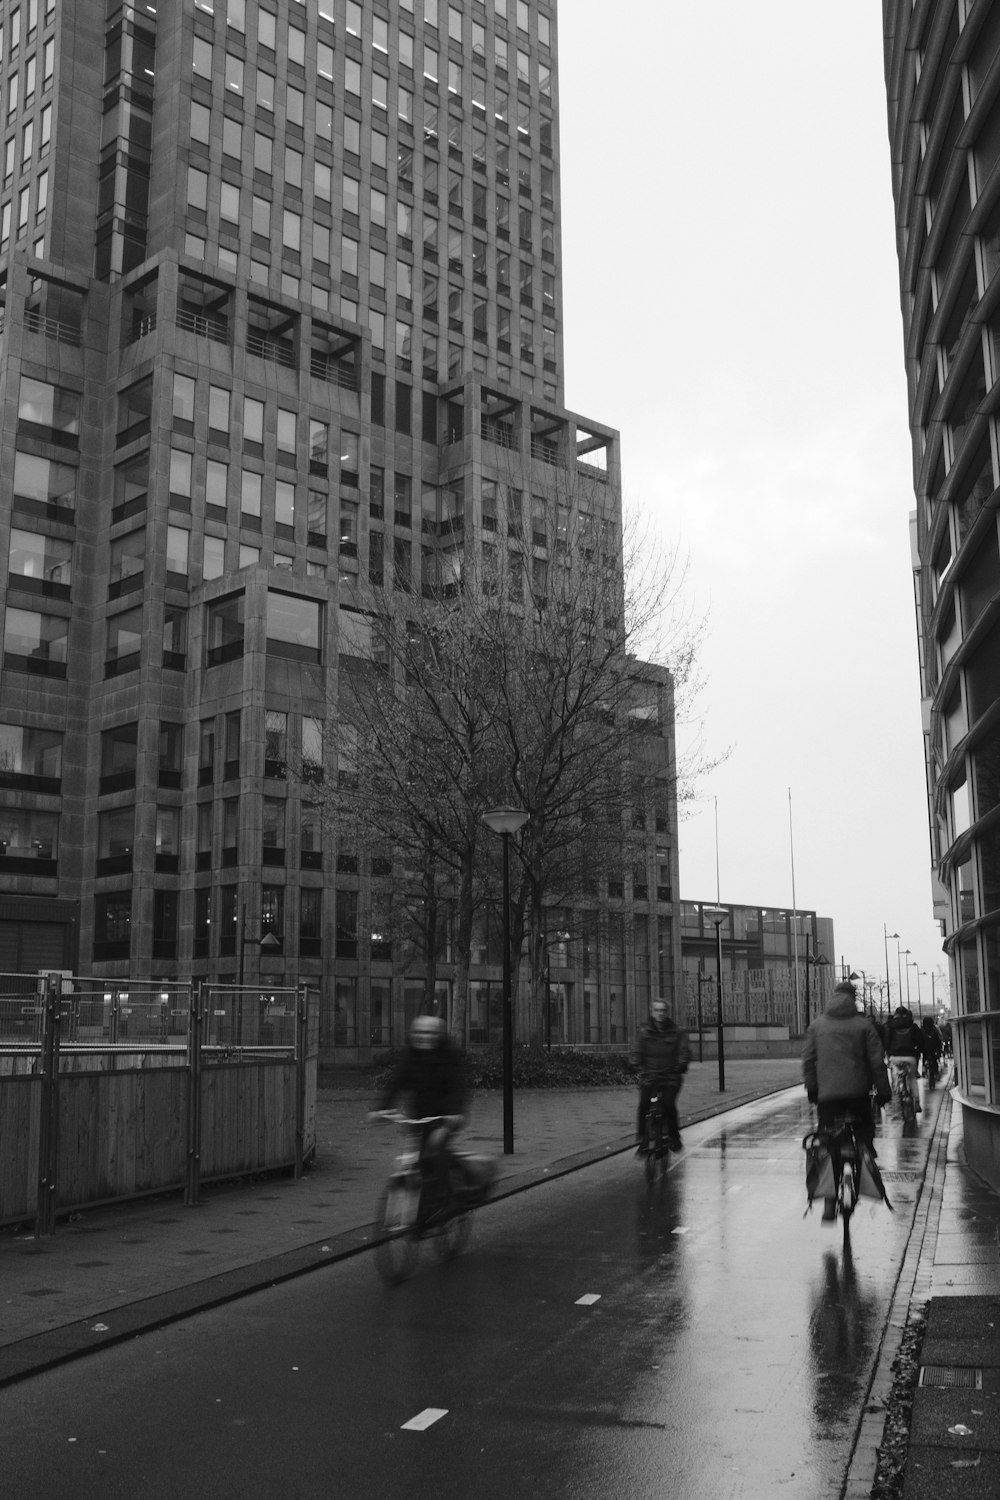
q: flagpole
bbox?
[789,788,801,1035]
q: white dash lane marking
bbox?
[401,1408,448,1431]
[575,1293,601,1306]
[671,1227,689,1235]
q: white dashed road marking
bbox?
[575,1293,601,1306]
[401,1408,448,1431]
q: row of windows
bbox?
[0,33,53,121]
[194,0,550,59]
[0,0,56,59]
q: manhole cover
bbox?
[920,1366,983,1389]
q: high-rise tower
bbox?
[0,1,680,1058]
[883,0,1000,1186]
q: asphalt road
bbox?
[0,1087,943,1500]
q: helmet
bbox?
[410,1014,445,1048]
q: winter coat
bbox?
[631,1017,691,1085]
[882,1009,925,1060]
[802,990,891,1106]
[378,1038,468,1120]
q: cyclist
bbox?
[372,1013,468,1205]
[920,1016,944,1085]
[802,980,891,1221]
[631,997,690,1155]
[882,1004,925,1113]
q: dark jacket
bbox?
[631,1016,690,1084]
[882,1008,925,1060]
[802,990,891,1106]
[378,1037,468,1120]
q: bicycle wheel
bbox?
[374,1177,420,1284]
[644,1109,660,1184]
[901,1085,917,1127]
[432,1205,472,1262]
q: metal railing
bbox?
[247,330,295,366]
[176,307,229,343]
[23,309,82,346]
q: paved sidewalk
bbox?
[0,1059,800,1385]
[897,1097,1000,1499]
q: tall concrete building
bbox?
[0,1,680,1059]
[883,0,1000,1187]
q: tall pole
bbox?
[788,788,801,1034]
[896,941,904,1006]
[482,807,528,1156]
[714,916,725,1092]
[500,829,514,1154]
[883,924,898,1011]
[904,953,912,1006]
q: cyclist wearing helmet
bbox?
[631,998,690,1154]
[373,1013,468,1200]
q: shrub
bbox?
[373,1043,634,1093]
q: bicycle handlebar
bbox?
[375,1108,451,1127]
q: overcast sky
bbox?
[556,3,948,1012]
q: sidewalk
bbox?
[0,1058,800,1385]
[897,1097,1000,1499]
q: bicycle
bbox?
[804,1116,862,1247]
[373,1110,472,1284]
[888,1057,918,1126]
[924,1050,941,1090]
[641,1087,668,1183]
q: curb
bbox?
[841,1086,952,1499]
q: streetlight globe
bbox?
[482,806,530,837]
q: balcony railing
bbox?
[310,352,359,389]
[176,307,229,343]
[23,309,81,347]
[247,331,295,367]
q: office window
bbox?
[3,607,68,673]
[8,528,71,589]
[318,42,334,80]
[265,709,287,777]
[206,591,245,664]
[267,591,322,662]
[0,723,62,784]
[203,535,225,580]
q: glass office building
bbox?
[884,0,1000,1187]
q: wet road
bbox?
[1,1085,944,1500]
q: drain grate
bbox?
[919,1366,983,1389]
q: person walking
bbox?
[802,980,891,1222]
[631,998,690,1154]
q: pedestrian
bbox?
[881,1004,925,1112]
[631,997,690,1154]
[802,980,891,1222]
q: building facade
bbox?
[883,0,1000,1187]
[0,1,681,1059]
[679,901,836,1036]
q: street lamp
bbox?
[896,941,909,1010]
[805,951,830,1023]
[482,806,529,1154]
[702,904,728,1092]
[544,929,570,1052]
[903,950,913,1006]
[883,926,899,1010]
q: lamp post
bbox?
[896,941,908,1010]
[903,950,912,1006]
[883,926,899,1010]
[482,806,529,1154]
[702,905,728,1092]
[805,951,830,1024]
[544,929,570,1052]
